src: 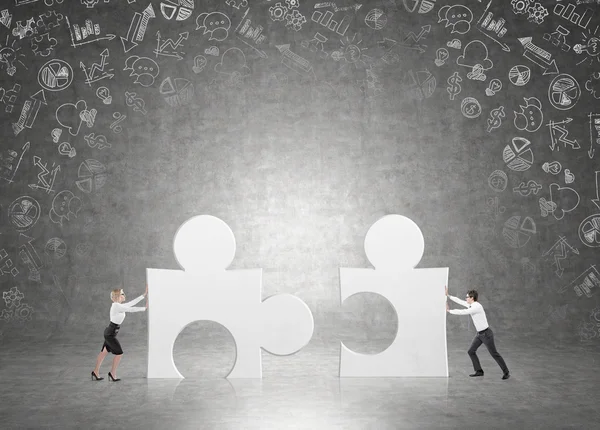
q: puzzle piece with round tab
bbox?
[339,215,449,377]
[30,33,58,57]
[146,215,314,378]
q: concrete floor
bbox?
[1,335,598,429]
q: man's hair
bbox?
[111,289,123,301]
[467,290,478,301]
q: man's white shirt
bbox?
[448,295,489,332]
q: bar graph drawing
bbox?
[553,3,593,30]
[65,16,115,47]
[476,0,509,52]
[234,9,267,59]
[311,10,351,36]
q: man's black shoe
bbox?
[502,372,510,380]
[469,371,484,377]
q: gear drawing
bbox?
[284,9,306,31]
[527,3,548,24]
[285,0,299,9]
[2,286,24,308]
[510,0,532,14]
[81,0,100,8]
[269,3,288,22]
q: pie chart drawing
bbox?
[365,9,387,30]
[8,196,41,232]
[76,159,107,194]
[548,74,580,111]
[38,59,73,92]
[502,137,533,171]
[45,237,67,259]
[579,215,600,248]
[159,77,194,107]
[502,215,536,248]
[508,65,530,86]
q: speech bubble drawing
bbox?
[438,4,473,35]
[196,12,230,42]
[49,190,81,226]
[124,56,160,87]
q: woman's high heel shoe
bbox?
[108,372,121,382]
[91,371,104,381]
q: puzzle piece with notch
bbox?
[31,33,58,56]
[339,214,449,377]
[146,215,314,378]
[12,11,64,39]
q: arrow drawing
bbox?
[137,4,155,41]
[399,25,431,53]
[25,90,46,130]
[80,49,114,86]
[121,12,141,52]
[547,118,579,151]
[154,31,188,60]
[518,37,559,75]
[593,171,600,210]
[589,113,600,159]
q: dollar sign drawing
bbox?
[125,91,147,115]
[513,180,542,197]
[84,133,111,150]
[446,71,462,101]
[486,106,505,132]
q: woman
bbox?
[91,285,148,381]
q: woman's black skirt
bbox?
[101,322,123,355]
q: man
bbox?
[445,286,510,380]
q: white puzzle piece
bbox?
[147,215,314,378]
[339,214,449,377]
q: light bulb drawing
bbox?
[331,33,372,71]
[574,26,600,65]
[0,36,26,77]
[434,48,449,66]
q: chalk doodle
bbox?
[502,215,536,248]
[311,7,348,35]
[0,36,27,77]
[96,86,112,104]
[460,97,481,119]
[49,190,81,226]
[589,113,600,158]
[192,55,207,73]
[125,91,147,115]
[0,142,29,184]
[0,249,19,277]
[161,0,194,21]
[485,79,502,96]
[574,27,600,65]
[365,9,386,30]
[277,44,314,77]
[543,25,571,52]
[542,236,579,278]
[438,4,472,35]
[486,106,505,132]
[234,8,268,59]
[487,170,507,192]
[402,0,436,13]
[159,77,194,107]
[457,40,493,80]
[38,59,73,92]
[84,133,112,150]
[121,4,156,53]
[476,0,510,52]
[124,56,160,87]
[154,31,188,60]
[446,39,461,49]
[301,32,329,59]
[508,65,530,86]
[403,69,436,100]
[28,155,60,194]
[579,213,600,248]
[503,137,533,171]
[547,118,579,151]
[542,161,562,175]
[331,34,372,70]
[57,142,76,158]
[196,12,231,42]
[559,266,600,298]
[434,48,449,66]
[514,97,543,132]
[446,71,462,100]
[8,196,41,232]
[548,74,580,111]
[513,180,542,197]
[553,3,592,29]
[565,169,575,184]
[0,83,21,112]
[518,37,558,75]
[541,183,581,220]
[65,17,116,47]
[56,100,96,136]
[593,171,600,210]
[30,33,57,57]
[76,159,107,193]
[314,2,362,13]
[80,48,114,86]
[0,10,12,29]
[109,112,126,133]
[225,0,246,10]
[12,90,46,136]
[0,287,34,322]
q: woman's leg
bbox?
[111,354,123,377]
[94,346,109,375]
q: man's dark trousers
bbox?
[468,327,508,373]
